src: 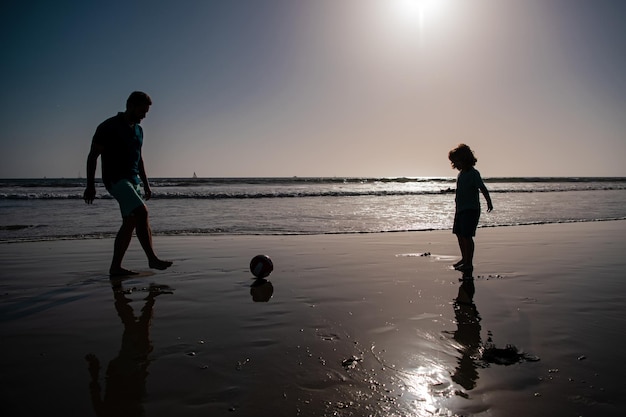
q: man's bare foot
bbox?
[149,259,173,270]
[109,267,139,277]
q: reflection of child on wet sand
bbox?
[448,144,493,276]
[451,280,481,390]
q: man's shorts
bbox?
[109,179,145,217]
[453,209,480,237]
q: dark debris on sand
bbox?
[479,342,540,366]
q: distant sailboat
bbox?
[192,172,198,179]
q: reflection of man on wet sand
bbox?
[86,282,172,417]
[450,280,481,391]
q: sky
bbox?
[1,0,625,178]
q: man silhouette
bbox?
[84,91,172,276]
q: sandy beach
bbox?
[1,220,625,417]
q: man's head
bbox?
[125,91,152,123]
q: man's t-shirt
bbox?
[455,168,485,212]
[93,112,143,190]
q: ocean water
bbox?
[1,177,625,242]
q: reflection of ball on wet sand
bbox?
[250,254,273,279]
[250,279,274,302]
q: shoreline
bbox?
[1,220,625,416]
[2,217,626,245]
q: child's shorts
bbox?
[108,179,145,217]
[453,209,480,237]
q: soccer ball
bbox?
[250,254,273,279]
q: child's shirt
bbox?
[455,168,485,212]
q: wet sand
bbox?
[1,221,625,416]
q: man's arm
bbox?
[84,143,103,204]
[138,157,151,200]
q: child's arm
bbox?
[479,184,493,212]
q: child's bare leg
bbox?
[460,236,475,269]
[454,235,466,268]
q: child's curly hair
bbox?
[448,144,477,169]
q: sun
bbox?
[390,0,451,31]
[373,0,455,51]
